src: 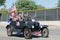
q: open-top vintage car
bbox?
[6,16,49,39]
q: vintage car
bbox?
[6,16,49,39]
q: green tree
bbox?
[15,0,45,11]
[0,0,6,17]
[37,5,45,9]
[58,0,60,7]
[0,8,9,14]
[0,0,6,6]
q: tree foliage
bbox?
[0,0,6,6]
[58,0,60,7]
[15,0,45,11]
[0,8,9,14]
[37,5,45,9]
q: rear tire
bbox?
[7,28,13,36]
[42,28,49,38]
[24,28,32,39]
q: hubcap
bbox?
[43,28,47,36]
[7,28,11,35]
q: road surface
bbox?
[0,25,60,40]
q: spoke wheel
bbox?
[24,28,32,39]
[42,28,49,38]
[7,28,12,36]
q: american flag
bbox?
[10,4,16,13]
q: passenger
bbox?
[9,13,17,21]
[15,12,24,26]
[7,13,17,26]
[17,12,24,21]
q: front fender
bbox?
[40,25,48,28]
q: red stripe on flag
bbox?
[10,6,16,13]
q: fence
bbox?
[0,8,60,21]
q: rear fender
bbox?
[6,25,10,29]
[23,26,32,31]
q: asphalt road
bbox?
[0,25,60,40]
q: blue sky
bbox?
[1,0,58,9]
[33,0,58,8]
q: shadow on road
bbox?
[11,33,42,38]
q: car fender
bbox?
[6,25,10,29]
[40,25,48,29]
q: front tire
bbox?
[42,28,49,38]
[24,28,32,39]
